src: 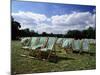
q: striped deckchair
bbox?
[37,37,57,60]
[21,37,40,57]
[22,37,39,49]
[56,38,63,46]
[62,38,73,53]
[89,39,96,44]
[21,37,31,46]
[56,38,63,44]
[30,37,49,50]
[82,39,89,52]
[62,39,70,48]
[29,37,49,58]
[72,39,82,53]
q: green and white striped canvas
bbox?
[82,39,89,51]
[40,37,57,51]
[72,39,82,51]
[31,37,48,50]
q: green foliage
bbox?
[11,17,21,40]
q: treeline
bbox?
[11,17,96,40]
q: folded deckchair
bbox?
[37,37,57,60]
[82,39,89,52]
[72,39,82,53]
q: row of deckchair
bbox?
[56,38,95,53]
[21,37,95,60]
[21,37,95,52]
[21,37,57,60]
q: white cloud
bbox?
[51,12,95,27]
[12,11,96,34]
[12,11,48,29]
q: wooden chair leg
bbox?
[64,48,68,54]
[54,50,57,62]
[47,50,52,61]
[36,50,41,59]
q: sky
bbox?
[12,1,96,34]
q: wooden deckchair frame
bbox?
[81,39,89,53]
[35,37,49,59]
[61,39,73,54]
[21,37,40,57]
[56,38,63,47]
[47,38,57,60]
[72,39,82,54]
[36,37,58,61]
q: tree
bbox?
[11,17,21,40]
[67,30,82,39]
[82,27,96,39]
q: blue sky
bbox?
[12,1,96,34]
[12,1,95,17]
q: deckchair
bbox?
[62,39,69,48]
[56,38,63,46]
[82,39,89,52]
[56,38,63,44]
[72,39,82,53]
[22,37,39,49]
[37,37,57,60]
[89,39,96,44]
[88,39,96,54]
[62,38,73,53]
[62,38,73,48]
[30,37,48,50]
[21,37,31,46]
[29,37,49,58]
[68,38,73,47]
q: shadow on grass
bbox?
[73,51,95,56]
[81,52,96,56]
[57,56,75,61]
[48,55,75,63]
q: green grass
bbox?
[11,41,96,74]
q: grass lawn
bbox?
[11,41,96,74]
